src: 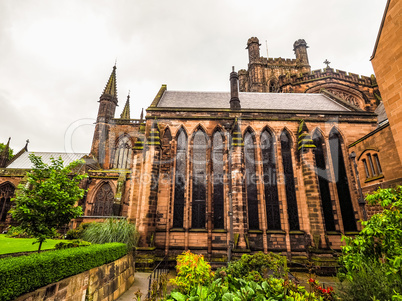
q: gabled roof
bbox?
[6,152,88,169]
[156,91,351,112]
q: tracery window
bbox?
[0,183,14,222]
[212,131,224,229]
[173,129,187,228]
[244,131,259,230]
[360,152,383,180]
[261,130,280,230]
[92,182,114,216]
[329,130,356,231]
[192,130,207,229]
[373,154,382,175]
[280,130,299,230]
[312,133,336,231]
[362,159,370,178]
[113,136,133,169]
[367,154,376,177]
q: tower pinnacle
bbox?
[120,93,131,119]
[102,65,117,98]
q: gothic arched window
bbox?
[245,131,259,230]
[329,130,356,231]
[92,183,114,216]
[192,129,207,229]
[280,130,299,230]
[0,183,14,222]
[261,130,281,230]
[212,131,224,229]
[113,136,133,169]
[313,132,336,231]
[173,129,187,228]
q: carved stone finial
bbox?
[324,59,331,68]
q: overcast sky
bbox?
[0,0,386,154]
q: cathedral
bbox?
[0,0,401,265]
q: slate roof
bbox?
[375,102,388,124]
[157,91,351,111]
[7,152,88,169]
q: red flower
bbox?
[308,278,315,283]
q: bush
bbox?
[64,222,92,240]
[54,239,91,250]
[5,226,32,238]
[0,242,127,301]
[170,251,213,294]
[215,251,288,280]
[82,218,139,250]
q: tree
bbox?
[10,154,86,252]
[0,142,13,160]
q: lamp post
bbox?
[349,151,367,220]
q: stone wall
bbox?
[15,253,135,301]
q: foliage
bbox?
[0,234,64,255]
[0,142,13,160]
[170,251,214,294]
[10,154,86,252]
[215,251,289,280]
[54,239,91,250]
[5,226,32,238]
[0,242,127,301]
[338,186,402,300]
[65,222,93,239]
[308,278,335,300]
[82,218,139,251]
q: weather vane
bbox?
[324,59,331,68]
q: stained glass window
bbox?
[280,131,299,230]
[245,131,259,230]
[0,183,14,222]
[113,136,132,169]
[173,129,187,228]
[261,130,281,230]
[329,130,356,231]
[192,130,207,229]
[92,183,114,216]
[212,131,224,229]
[313,133,336,231]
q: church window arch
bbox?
[113,135,133,169]
[173,128,187,228]
[329,129,356,231]
[261,129,280,230]
[92,182,114,216]
[191,129,208,229]
[0,182,14,222]
[280,130,299,230]
[212,131,224,229]
[244,130,259,230]
[312,132,336,231]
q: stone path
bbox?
[117,272,151,301]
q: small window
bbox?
[362,159,370,178]
[373,154,382,175]
[367,154,376,176]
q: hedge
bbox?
[0,242,127,301]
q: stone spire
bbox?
[102,65,117,98]
[120,94,130,119]
[0,137,11,167]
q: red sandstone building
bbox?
[0,0,400,264]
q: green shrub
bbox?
[215,251,288,280]
[83,218,139,250]
[54,239,91,250]
[5,226,32,238]
[170,251,213,294]
[0,242,127,301]
[65,222,92,240]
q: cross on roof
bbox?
[324,59,331,68]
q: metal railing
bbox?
[147,256,169,299]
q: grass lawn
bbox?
[0,234,65,255]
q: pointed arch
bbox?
[261,129,281,230]
[329,128,356,231]
[244,129,259,230]
[312,131,336,231]
[212,130,225,229]
[191,129,208,228]
[0,182,15,222]
[92,182,114,216]
[280,130,299,230]
[113,134,133,169]
[173,127,188,228]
